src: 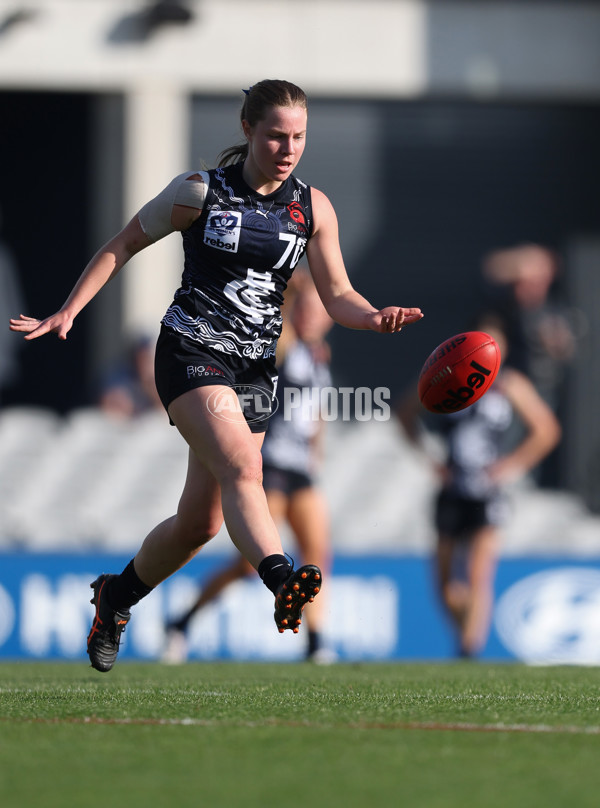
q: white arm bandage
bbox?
[137,170,209,242]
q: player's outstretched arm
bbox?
[10,216,153,341]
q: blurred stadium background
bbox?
[1,0,600,664]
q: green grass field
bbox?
[1,661,599,808]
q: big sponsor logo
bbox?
[204,210,242,253]
[494,567,600,664]
[186,364,225,380]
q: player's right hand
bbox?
[9,312,74,341]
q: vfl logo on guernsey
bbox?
[204,211,242,253]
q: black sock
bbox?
[170,610,194,633]
[307,630,321,656]
[107,559,154,611]
[257,554,292,595]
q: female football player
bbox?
[11,79,423,672]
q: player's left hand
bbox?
[368,307,423,333]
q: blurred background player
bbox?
[163,268,335,663]
[482,244,576,402]
[397,313,561,657]
[482,244,577,488]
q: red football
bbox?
[418,331,501,414]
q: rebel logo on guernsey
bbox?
[204,210,242,253]
[431,360,493,413]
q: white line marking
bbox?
[2,716,599,735]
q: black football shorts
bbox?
[154,325,278,434]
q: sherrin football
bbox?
[418,331,501,414]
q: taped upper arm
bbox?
[137,171,208,242]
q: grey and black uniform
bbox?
[153,161,313,432]
[434,382,513,538]
[261,339,332,493]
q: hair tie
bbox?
[242,87,253,96]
